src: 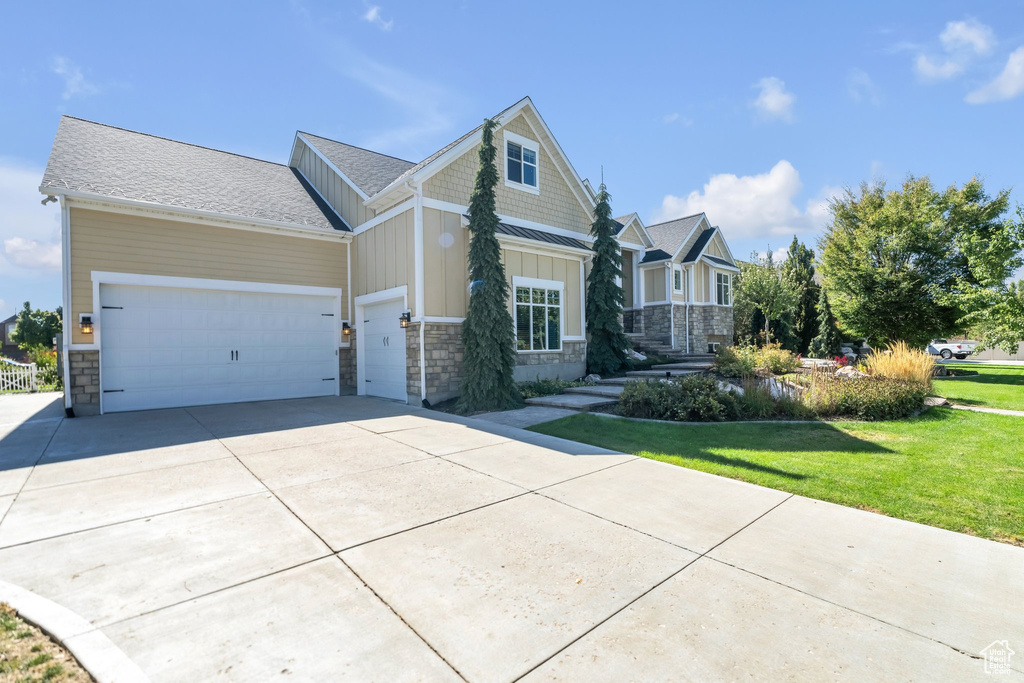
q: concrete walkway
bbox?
[949,403,1024,417]
[0,394,1021,681]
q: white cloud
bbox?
[0,160,62,276]
[941,19,995,55]
[966,46,1024,103]
[653,161,839,240]
[914,18,996,81]
[847,68,882,105]
[662,112,692,125]
[750,77,795,123]
[914,54,963,81]
[362,5,393,31]
[4,238,61,270]
[51,56,99,100]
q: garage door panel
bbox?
[99,283,339,412]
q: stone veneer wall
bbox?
[405,322,422,403]
[687,305,734,353]
[623,309,643,335]
[68,350,100,416]
[338,338,356,395]
[641,305,672,346]
[513,340,586,382]
[422,323,464,405]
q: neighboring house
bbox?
[615,213,737,354]
[39,97,735,416]
[1,314,28,362]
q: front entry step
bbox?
[563,384,625,398]
[626,369,703,378]
[524,393,619,411]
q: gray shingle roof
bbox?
[41,116,347,231]
[705,254,736,268]
[495,221,587,250]
[681,227,717,263]
[298,132,414,197]
[644,213,704,258]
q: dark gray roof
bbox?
[612,214,632,235]
[299,132,414,197]
[640,249,673,263]
[705,254,736,268]
[496,221,587,250]
[383,97,529,195]
[41,116,347,231]
[644,213,703,258]
[681,227,716,263]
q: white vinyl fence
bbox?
[0,359,39,393]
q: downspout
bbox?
[685,265,691,355]
[409,181,427,404]
[667,264,675,350]
[58,195,72,414]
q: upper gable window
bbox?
[504,130,539,194]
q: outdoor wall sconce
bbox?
[399,312,411,329]
[79,314,94,335]
[342,322,351,337]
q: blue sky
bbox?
[2,0,1022,319]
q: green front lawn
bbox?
[530,408,1024,545]
[933,364,1024,410]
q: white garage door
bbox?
[99,283,339,413]
[361,299,408,402]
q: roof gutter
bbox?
[40,188,352,242]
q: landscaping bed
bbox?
[0,603,91,682]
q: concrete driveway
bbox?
[0,394,1021,681]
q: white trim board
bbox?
[53,191,351,243]
[293,133,371,201]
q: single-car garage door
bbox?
[99,283,339,413]
[361,299,408,402]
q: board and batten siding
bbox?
[352,208,416,313]
[422,111,591,235]
[621,250,635,307]
[422,208,467,318]
[294,140,374,229]
[503,248,583,338]
[68,207,348,345]
[643,266,667,303]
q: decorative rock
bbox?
[835,366,869,379]
[584,373,602,383]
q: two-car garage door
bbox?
[99,283,340,413]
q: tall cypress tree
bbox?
[808,287,842,359]
[458,119,518,412]
[585,184,629,375]
[782,236,819,354]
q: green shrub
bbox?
[516,377,591,399]
[619,375,740,422]
[714,343,799,377]
[802,372,926,420]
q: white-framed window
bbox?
[513,277,562,351]
[673,265,684,294]
[716,272,731,305]
[504,130,539,194]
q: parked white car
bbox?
[927,339,977,360]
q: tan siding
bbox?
[643,267,667,303]
[502,248,582,337]
[421,209,469,317]
[68,207,348,345]
[618,223,645,246]
[621,250,634,307]
[422,111,591,234]
[295,140,374,228]
[352,208,416,313]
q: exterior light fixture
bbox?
[399,312,411,329]
[79,314,94,335]
[342,322,351,337]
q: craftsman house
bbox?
[39,97,737,415]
